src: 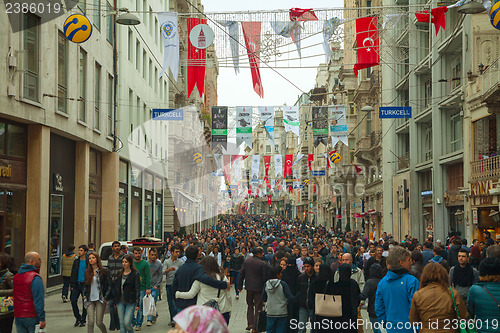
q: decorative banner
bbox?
[322,18,344,62]
[211,107,228,148]
[271,21,302,57]
[187,18,207,97]
[323,153,330,168]
[330,105,348,146]
[274,155,283,178]
[251,155,260,181]
[263,155,271,182]
[491,1,500,30]
[308,154,314,171]
[236,106,253,148]
[312,106,329,147]
[329,150,341,164]
[293,153,304,166]
[258,106,275,146]
[353,163,363,174]
[233,156,242,181]
[284,154,293,177]
[268,195,272,206]
[241,22,264,98]
[223,155,231,185]
[290,8,319,21]
[218,20,240,73]
[64,14,93,43]
[415,7,448,35]
[189,24,214,49]
[353,16,380,77]
[283,106,300,136]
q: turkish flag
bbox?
[263,155,271,181]
[288,186,293,194]
[187,18,207,98]
[230,155,242,166]
[268,195,272,206]
[415,7,448,35]
[241,22,264,98]
[354,16,380,77]
[284,154,293,177]
[314,184,317,193]
[353,163,362,174]
[289,8,318,21]
[308,154,314,171]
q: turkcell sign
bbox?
[312,171,326,176]
[152,108,184,121]
[379,107,412,119]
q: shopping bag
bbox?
[142,294,156,317]
[256,306,267,333]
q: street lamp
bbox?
[116,12,141,26]
[458,1,486,14]
[361,105,375,112]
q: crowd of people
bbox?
[1,214,500,333]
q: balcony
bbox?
[370,70,380,90]
[481,59,500,109]
[398,152,410,170]
[370,130,381,147]
[471,155,500,180]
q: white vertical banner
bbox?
[233,158,242,181]
[293,153,304,166]
[274,154,282,179]
[251,155,260,181]
[330,105,348,146]
[158,12,179,81]
[217,20,240,73]
[283,106,300,136]
[258,106,275,146]
[236,106,253,148]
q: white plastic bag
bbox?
[142,294,156,317]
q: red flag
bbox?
[354,16,380,77]
[263,155,271,181]
[288,186,293,194]
[314,184,317,193]
[415,7,448,35]
[290,8,318,21]
[187,18,207,98]
[242,155,249,160]
[241,22,264,98]
[284,154,293,177]
[353,163,362,174]
[230,155,242,166]
[324,153,331,169]
[308,154,314,171]
[268,195,272,206]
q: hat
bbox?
[303,257,314,267]
[479,257,500,277]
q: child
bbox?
[262,265,295,333]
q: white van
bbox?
[99,241,132,267]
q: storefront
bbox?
[118,160,128,241]
[88,149,102,246]
[154,176,163,239]
[144,172,154,236]
[470,178,500,242]
[130,165,142,239]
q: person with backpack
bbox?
[61,245,76,303]
[262,265,294,333]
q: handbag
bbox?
[142,294,157,317]
[0,272,14,314]
[203,275,223,311]
[449,287,476,333]
[256,304,267,333]
[315,281,342,317]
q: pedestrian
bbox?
[313,257,323,274]
[466,257,500,333]
[360,263,383,333]
[281,255,301,333]
[229,247,244,300]
[62,245,76,303]
[175,256,232,324]
[88,243,96,254]
[375,246,420,333]
[279,257,288,271]
[449,248,479,302]
[83,252,109,333]
[429,246,450,272]
[209,246,222,267]
[70,244,89,327]
[262,265,294,333]
[364,245,386,281]
[170,305,229,333]
[0,252,14,332]
[107,241,124,331]
[13,252,45,333]
[448,238,462,268]
[410,250,424,280]
[105,255,140,333]
[237,247,268,333]
[163,244,184,327]
[131,247,151,331]
[311,263,333,332]
[334,253,365,290]
[146,248,162,326]
[483,230,495,247]
[409,263,468,332]
[296,257,316,333]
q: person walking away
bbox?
[467,257,500,333]
[105,255,140,333]
[70,245,89,327]
[175,256,232,324]
[131,247,151,331]
[62,245,76,303]
[421,242,434,267]
[237,247,268,333]
[449,249,479,302]
[13,252,45,333]
[107,241,124,331]
[296,257,316,333]
[429,246,450,272]
[364,246,386,281]
[282,256,301,333]
[360,264,383,333]
[311,264,334,331]
[448,238,462,268]
[163,244,184,327]
[334,253,365,290]
[409,263,468,332]
[229,247,244,300]
[83,252,109,333]
[146,248,162,326]
[262,265,294,333]
[0,252,14,332]
[375,246,420,333]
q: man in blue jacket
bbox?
[375,246,419,333]
[172,245,229,311]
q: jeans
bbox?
[369,317,381,333]
[146,288,159,322]
[87,301,107,333]
[267,316,288,333]
[165,284,178,322]
[14,317,38,333]
[62,276,70,298]
[134,290,146,327]
[246,289,264,329]
[231,271,240,296]
[108,299,120,331]
[298,307,314,333]
[71,283,87,323]
[116,302,135,333]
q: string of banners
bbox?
[211,105,348,149]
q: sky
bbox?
[202,0,344,107]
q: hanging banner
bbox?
[211,107,228,149]
[217,20,240,73]
[312,106,329,147]
[283,106,300,136]
[284,154,293,177]
[258,106,275,146]
[308,154,314,171]
[223,155,231,185]
[251,155,260,181]
[270,21,302,57]
[263,155,271,182]
[274,155,283,179]
[233,156,242,181]
[294,153,304,166]
[187,18,207,97]
[158,12,179,81]
[241,22,264,98]
[322,17,344,62]
[353,16,380,77]
[330,105,348,146]
[236,106,253,148]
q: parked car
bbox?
[99,241,132,267]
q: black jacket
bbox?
[229,253,244,272]
[448,244,461,268]
[296,272,317,310]
[105,271,141,307]
[83,269,109,301]
[360,264,383,318]
[70,257,88,287]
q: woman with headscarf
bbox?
[170,305,229,333]
[312,264,334,331]
[281,253,301,333]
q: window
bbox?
[7,124,26,157]
[143,51,147,79]
[450,112,463,152]
[424,126,432,161]
[142,0,147,27]
[107,74,113,136]
[149,60,153,86]
[49,194,63,277]
[78,0,86,13]
[93,0,100,30]
[107,2,114,44]
[136,41,140,71]
[155,18,159,45]
[129,89,134,141]
[23,14,39,102]
[57,32,68,112]
[128,29,133,61]
[474,115,500,160]
[266,145,271,153]
[79,49,87,122]
[424,78,432,108]
[451,59,461,90]
[154,68,158,93]
[94,63,101,130]
[149,7,153,36]
[119,160,128,183]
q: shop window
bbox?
[145,173,153,191]
[155,201,162,238]
[474,115,500,160]
[154,177,163,192]
[49,194,63,277]
[131,166,142,187]
[144,200,153,236]
[57,32,68,113]
[7,124,26,158]
[79,48,87,122]
[0,190,26,270]
[118,196,127,241]
[119,160,128,184]
[23,14,40,102]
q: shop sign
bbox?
[119,187,125,194]
[133,189,140,198]
[472,209,478,224]
[471,179,497,196]
[0,164,12,178]
[53,173,63,192]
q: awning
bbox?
[177,191,200,203]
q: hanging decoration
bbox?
[294,153,305,166]
[271,21,303,57]
[415,7,448,35]
[258,106,275,146]
[217,20,240,73]
[312,106,329,147]
[330,151,341,164]
[263,155,271,184]
[251,155,260,182]
[236,106,253,148]
[289,8,319,21]
[274,155,283,178]
[241,21,264,98]
[330,105,348,146]
[308,154,314,171]
[353,16,380,77]
[211,107,228,149]
[193,153,203,164]
[322,17,344,62]
[324,153,331,168]
[159,12,179,81]
[490,1,500,30]
[283,106,300,136]
[223,155,231,186]
[64,14,93,44]
[187,18,207,97]
[284,154,293,177]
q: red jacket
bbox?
[13,270,39,318]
